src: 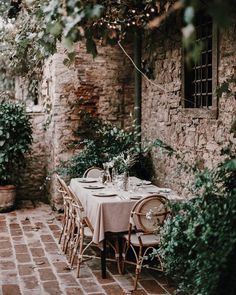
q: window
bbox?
[183,13,218,111]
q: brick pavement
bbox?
[0,201,175,295]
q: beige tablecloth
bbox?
[69,177,183,245]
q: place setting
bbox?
[77,178,98,183]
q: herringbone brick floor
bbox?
[0,201,175,295]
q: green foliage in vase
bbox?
[0,100,33,186]
[160,149,236,295]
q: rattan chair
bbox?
[67,186,91,268]
[121,195,170,290]
[83,167,103,178]
[56,174,75,254]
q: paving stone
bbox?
[33,256,51,268]
[41,234,55,243]
[0,271,18,284]
[64,287,84,295]
[44,242,60,253]
[139,279,167,294]
[21,275,40,290]
[92,270,115,284]
[18,264,36,276]
[58,274,79,286]
[0,261,16,270]
[15,253,32,263]
[12,236,25,244]
[102,283,126,295]
[27,240,43,248]
[48,224,61,231]
[42,281,62,294]
[0,241,12,250]
[53,261,72,273]
[10,230,23,236]
[38,268,57,281]
[79,278,103,293]
[0,220,6,226]
[0,250,13,258]
[14,244,29,253]
[0,226,8,232]
[30,247,45,257]
[2,284,21,295]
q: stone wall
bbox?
[142,25,236,195]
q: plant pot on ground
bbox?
[0,101,32,212]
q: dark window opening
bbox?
[184,13,216,109]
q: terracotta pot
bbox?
[0,185,16,212]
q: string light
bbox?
[94,1,171,30]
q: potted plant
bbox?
[0,101,33,212]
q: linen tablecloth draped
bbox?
[69,178,136,244]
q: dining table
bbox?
[69,176,184,278]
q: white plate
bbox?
[130,195,143,200]
[77,178,98,183]
[136,180,152,186]
[93,192,117,197]
[83,185,104,189]
[157,188,171,193]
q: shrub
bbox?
[160,151,236,295]
[0,101,33,186]
[58,115,173,179]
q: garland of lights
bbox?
[92,1,175,37]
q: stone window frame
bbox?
[181,20,218,119]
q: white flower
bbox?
[146,209,154,220]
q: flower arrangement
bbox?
[112,152,138,173]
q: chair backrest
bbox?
[55,174,71,199]
[83,167,103,178]
[67,186,94,232]
[130,195,169,234]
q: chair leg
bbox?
[70,224,81,266]
[58,212,67,244]
[63,216,74,254]
[133,246,143,290]
[68,221,77,262]
[121,240,128,274]
[76,228,84,277]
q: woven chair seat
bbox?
[123,233,160,247]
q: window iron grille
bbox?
[184,13,217,109]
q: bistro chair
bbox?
[67,187,121,277]
[83,166,103,178]
[56,174,75,254]
[67,186,91,268]
[121,195,170,290]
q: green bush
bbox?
[58,115,173,179]
[0,101,33,186]
[160,152,236,295]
